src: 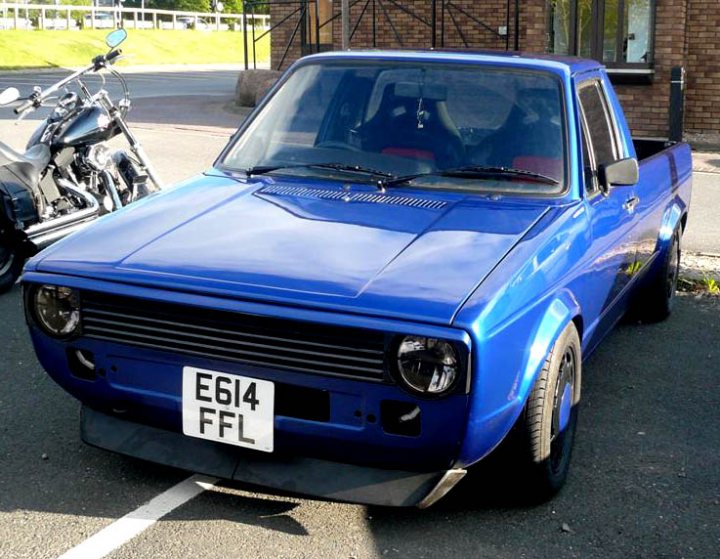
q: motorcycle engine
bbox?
[75,143,129,213]
[84,144,113,172]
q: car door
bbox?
[578,78,640,332]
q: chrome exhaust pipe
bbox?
[25,179,100,248]
[31,221,95,250]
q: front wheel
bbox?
[513,322,582,500]
[0,239,23,294]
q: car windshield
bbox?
[221,60,567,194]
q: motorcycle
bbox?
[0,29,161,293]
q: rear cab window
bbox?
[577,80,621,195]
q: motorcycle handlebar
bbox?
[12,51,119,116]
[14,98,34,115]
[106,49,122,64]
[92,49,122,71]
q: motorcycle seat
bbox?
[0,142,51,171]
[0,142,51,186]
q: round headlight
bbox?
[33,285,81,338]
[396,336,459,395]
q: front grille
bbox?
[80,291,387,382]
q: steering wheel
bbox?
[315,140,362,152]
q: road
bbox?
[0,69,718,559]
[685,172,720,255]
[0,68,239,100]
[1,283,718,559]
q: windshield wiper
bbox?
[244,162,393,186]
[385,165,560,187]
[308,162,394,179]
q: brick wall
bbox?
[268,0,720,139]
[331,0,433,51]
[269,2,306,71]
[434,1,513,51]
[270,0,515,69]
[685,0,720,137]
[520,0,548,53]
[614,0,690,137]
[328,1,512,51]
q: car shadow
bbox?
[161,487,308,536]
[361,295,720,557]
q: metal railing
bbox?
[0,2,269,31]
[243,0,330,70]
[246,0,520,71]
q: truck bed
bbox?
[634,138,681,162]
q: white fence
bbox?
[0,2,269,31]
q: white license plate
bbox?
[182,366,274,453]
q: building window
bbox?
[548,0,655,70]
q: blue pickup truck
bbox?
[23,50,692,507]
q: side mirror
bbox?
[106,28,128,49]
[0,87,20,106]
[599,157,639,189]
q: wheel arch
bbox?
[457,290,583,467]
[658,200,685,247]
[518,293,583,408]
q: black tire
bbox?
[633,226,681,323]
[0,239,23,294]
[513,322,582,500]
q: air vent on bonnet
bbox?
[259,185,447,210]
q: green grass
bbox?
[0,30,269,69]
[678,276,720,296]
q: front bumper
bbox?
[81,406,465,507]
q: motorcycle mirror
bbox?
[0,87,20,106]
[105,28,127,49]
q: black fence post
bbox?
[431,0,437,48]
[251,3,257,69]
[513,0,519,51]
[300,0,308,54]
[669,66,686,142]
[504,0,510,51]
[242,1,249,70]
[440,0,445,47]
[314,0,321,52]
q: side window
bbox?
[578,82,618,167]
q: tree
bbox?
[143,0,209,12]
[174,0,210,12]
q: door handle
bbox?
[623,196,640,213]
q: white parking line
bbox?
[56,474,219,559]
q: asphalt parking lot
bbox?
[2,285,718,559]
[0,73,719,559]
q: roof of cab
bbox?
[299,49,602,77]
